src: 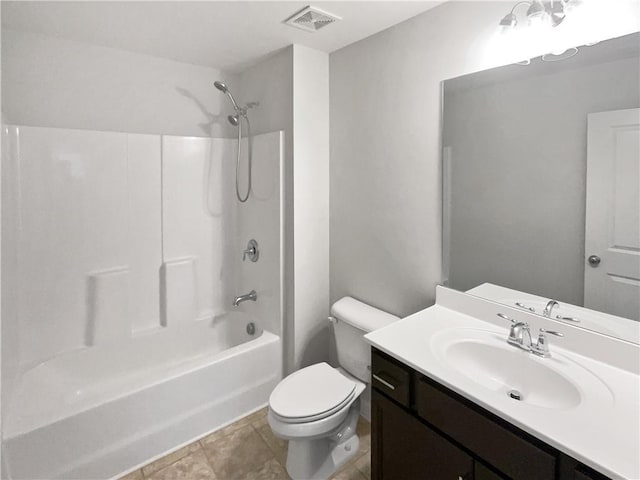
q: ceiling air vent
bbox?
[284,6,341,32]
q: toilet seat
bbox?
[269,363,356,424]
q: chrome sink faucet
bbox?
[498,313,532,351]
[542,300,559,318]
[498,313,563,358]
[233,290,257,307]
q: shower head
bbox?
[214,80,240,110]
[228,114,240,127]
[213,81,227,93]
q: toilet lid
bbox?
[269,363,357,421]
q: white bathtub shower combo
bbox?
[1,122,284,479]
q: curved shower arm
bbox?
[225,91,241,110]
[510,1,532,14]
[213,81,241,110]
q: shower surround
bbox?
[1,125,284,479]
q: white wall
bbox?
[0,2,3,474]
[1,29,236,138]
[292,45,330,369]
[0,126,16,447]
[329,0,640,318]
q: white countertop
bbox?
[365,300,640,480]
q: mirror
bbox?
[442,32,640,344]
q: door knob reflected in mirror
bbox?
[588,255,601,267]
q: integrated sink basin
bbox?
[444,338,580,409]
[431,328,614,410]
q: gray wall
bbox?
[236,46,295,371]
[329,2,512,317]
[445,56,640,305]
[291,46,330,370]
[1,29,236,137]
[329,0,640,318]
[238,45,331,373]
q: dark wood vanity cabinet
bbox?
[573,467,612,480]
[370,348,611,480]
[372,391,474,480]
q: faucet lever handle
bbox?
[242,247,254,261]
[242,239,259,262]
[532,328,563,357]
[539,328,563,337]
[497,313,516,324]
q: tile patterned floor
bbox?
[119,408,371,480]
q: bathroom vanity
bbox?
[370,349,607,480]
[365,287,639,480]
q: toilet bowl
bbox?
[269,363,366,479]
[268,297,399,480]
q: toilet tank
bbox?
[330,297,400,382]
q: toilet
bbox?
[268,297,400,480]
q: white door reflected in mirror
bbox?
[584,108,640,321]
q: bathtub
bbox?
[3,311,282,479]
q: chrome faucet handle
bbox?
[242,239,259,262]
[497,313,516,324]
[539,328,563,337]
[515,302,536,312]
[532,328,563,358]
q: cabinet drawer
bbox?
[371,349,410,407]
[415,376,557,480]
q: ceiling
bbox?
[1,1,444,72]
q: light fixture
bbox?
[499,12,518,28]
[499,1,530,28]
[548,0,568,26]
[499,0,572,30]
[526,1,547,21]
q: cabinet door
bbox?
[372,390,473,480]
[475,462,505,480]
[574,467,611,480]
[415,375,556,480]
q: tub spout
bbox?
[233,290,257,307]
